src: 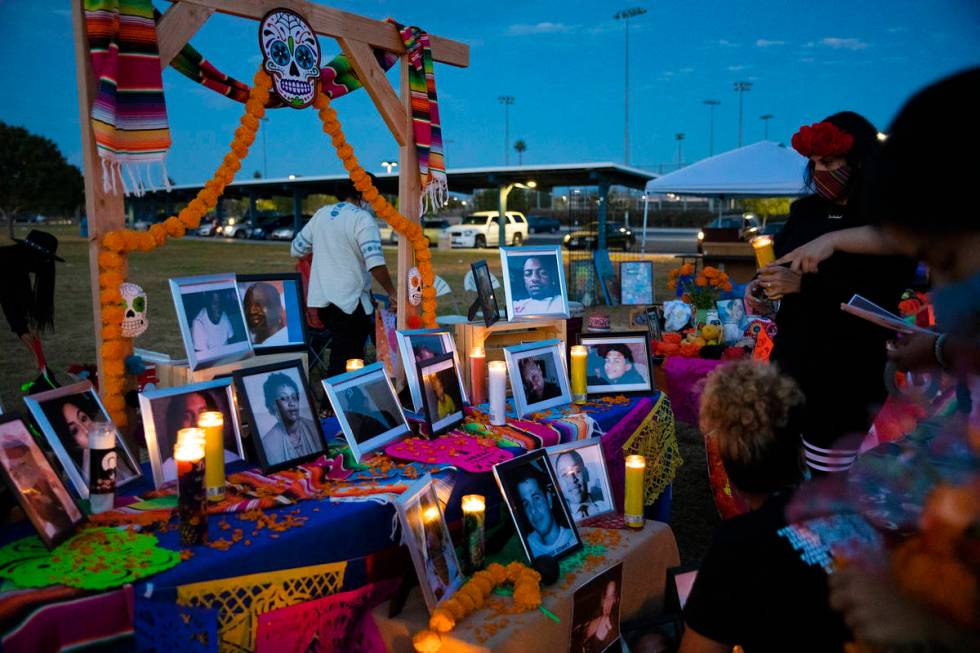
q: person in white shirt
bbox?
[513,256,563,316]
[191,291,234,354]
[243,282,289,346]
[290,178,398,376]
[514,464,576,559]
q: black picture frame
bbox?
[416,353,465,436]
[0,413,84,549]
[232,359,325,473]
[470,260,500,327]
[237,272,310,355]
[492,449,583,564]
[577,331,655,395]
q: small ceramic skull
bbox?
[259,9,321,108]
[407,267,423,306]
[120,282,148,338]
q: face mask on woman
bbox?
[813,164,852,202]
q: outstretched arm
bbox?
[772,226,898,273]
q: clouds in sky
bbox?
[756,39,787,47]
[818,37,870,50]
[506,22,574,36]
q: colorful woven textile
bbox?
[85,0,170,196]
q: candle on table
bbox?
[461,494,486,574]
[346,358,365,372]
[751,235,776,268]
[570,345,588,404]
[488,360,507,426]
[197,411,225,503]
[469,346,487,405]
[624,455,646,530]
[175,428,208,546]
[88,423,116,514]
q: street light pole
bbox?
[675,133,685,167]
[614,7,647,166]
[734,81,752,147]
[760,113,774,140]
[498,96,514,166]
[703,99,720,156]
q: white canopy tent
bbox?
[641,141,808,250]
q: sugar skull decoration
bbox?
[120,282,148,338]
[407,267,423,306]
[259,9,321,108]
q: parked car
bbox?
[696,213,763,253]
[562,222,635,251]
[526,214,561,233]
[196,219,221,237]
[249,215,293,240]
[217,218,250,238]
[447,211,528,248]
[379,218,450,246]
[270,225,296,241]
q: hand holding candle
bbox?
[461,494,485,574]
[624,455,645,530]
[175,428,208,546]
[570,345,587,404]
[488,360,507,426]
[197,411,225,502]
[469,346,487,405]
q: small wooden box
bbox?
[454,318,567,388]
[136,349,309,388]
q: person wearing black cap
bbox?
[1,230,62,369]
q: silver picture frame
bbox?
[503,339,572,417]
[169,273,253,371]
[395,328,467,412]
[499,245,570,322]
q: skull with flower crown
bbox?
[120,282,148,338]
[259,9,321,108]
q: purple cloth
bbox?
[663,357,724,424]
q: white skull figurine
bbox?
[407,267,423,306]
[259,9,321,108]
[120,282,148,338]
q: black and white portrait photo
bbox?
[170,274,252,370]
[323,362,410,462]
[547,439,615,522]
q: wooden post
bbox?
[396,55,421,330]
[72,0,127,396]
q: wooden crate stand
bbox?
[454,319,567,389]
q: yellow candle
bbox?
[462,494,486,573]
[624,455,646,529]
[570,345,588,404]
[197,411,225,502]
[469,346,487,405]
[751,235,776,268]
[346,358,365,372]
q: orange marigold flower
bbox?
[669,268,680,280]
[104,359,125,376]
[101,324,122,340]
[680,263,695,276]
[428,608,455,633]
[149,224,167,246]
[440,598,466,620]
[101,306,124,325]
[411,629,442,653]
[245,99,266,119]
[104,395,126,413]
[667,280,677,291]
[703,266,720,278]
[681,293,692,304]
[164,217,186,238]
[695,276,707,287]
[313,93,331,110]
[487,562,507,585]
[241,114,260,130]
[723,282,733,292]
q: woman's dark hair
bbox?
[867,67,980,235]
[40,392,102,456]
[165,390,219,434]
[262,372,299,416]
[802,111,881,211]
[12,244,56,332]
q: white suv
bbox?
[448,211,528,248]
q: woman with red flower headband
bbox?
[748,111,915,475]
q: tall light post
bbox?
[614,7,647,166]
[734,81,752,147]
[498,96,514,165]
[675,132,685,167]
[760,113,774,140]
[381,160,398,174]
[260,116,269,178]
[703,99,720,156]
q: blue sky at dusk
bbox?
[1,1,978,186]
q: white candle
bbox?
[488,360,507,426]
[88,423,116,514]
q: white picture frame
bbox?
[170,273,253,371]
[322,362,411,462]
[499,245,570,321]
[139,378,246,489]
[503,339,571,417]
[546,438,616,522]
[395,328,467,412]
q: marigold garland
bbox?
[412,562,542,652]
[94,66,438,428]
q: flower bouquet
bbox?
[667,264,733,310]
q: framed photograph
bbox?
[594,250,618,306]
[500,246,569,321]
[237,273,308,354]
[417,354,465,435]
[569,259,597,307]
[395,329,467,412]
[570,562,623,653]
[619,260,654,306]
[232,360,324,473]
[493,449,582,563]
[23,382,142,499]
[139,379,246,489]
[471,260,501,327]
[546,438,615,522]
[503,339,572,417]
[578,332,653,395]
[627,306,649,330]
[322,362,411,462]
[715,298,747,328]
[0,414,84,549]
[646,305,663,343]
[170,274,253,371]
[395,474,465,612]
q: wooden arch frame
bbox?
[71,0,468,394]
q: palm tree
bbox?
[514,139,527,165]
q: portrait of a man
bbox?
[191,290,235,353]
[587,344,646,386]
[518,356,561,405]
[571,563,623,653]
[581,335,652,394]
[243,282,288,346]
[172,275,252,370]
[550,443,614,521]
[501,247,568,320]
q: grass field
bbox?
[0,224,717,562]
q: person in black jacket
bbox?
[749,113,914,474]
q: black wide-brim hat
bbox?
[13,230,65,262]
